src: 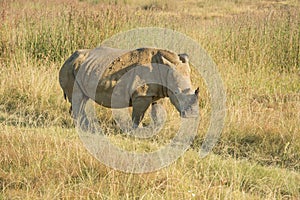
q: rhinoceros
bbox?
[59,46,199,129]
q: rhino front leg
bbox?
[132,97,152,129]
[151,102,167,127]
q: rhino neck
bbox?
[154,63,170,98]
[166,69,192,97]
[162,85,169,97]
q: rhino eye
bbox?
[173,88,181,95]
[174,89,181,95]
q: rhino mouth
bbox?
[180,108,199,118]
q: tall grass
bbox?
[1,126,300,199]
[1,0,300,199]
[193,9,300,171]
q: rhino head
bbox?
[168,87,199,118]
[159,52,200,118]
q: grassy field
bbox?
[1,0,300,199]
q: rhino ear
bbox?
[179,53,189,63]
[195,87,199,96]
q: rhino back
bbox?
[74,47,192,107]
[74,47,130,100]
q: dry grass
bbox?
[1,126,299,199]
[1,0,300,199]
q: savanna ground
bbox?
[0,0,300,199]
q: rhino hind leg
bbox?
[71,82,92,131]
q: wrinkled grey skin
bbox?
[59,46,199,128]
